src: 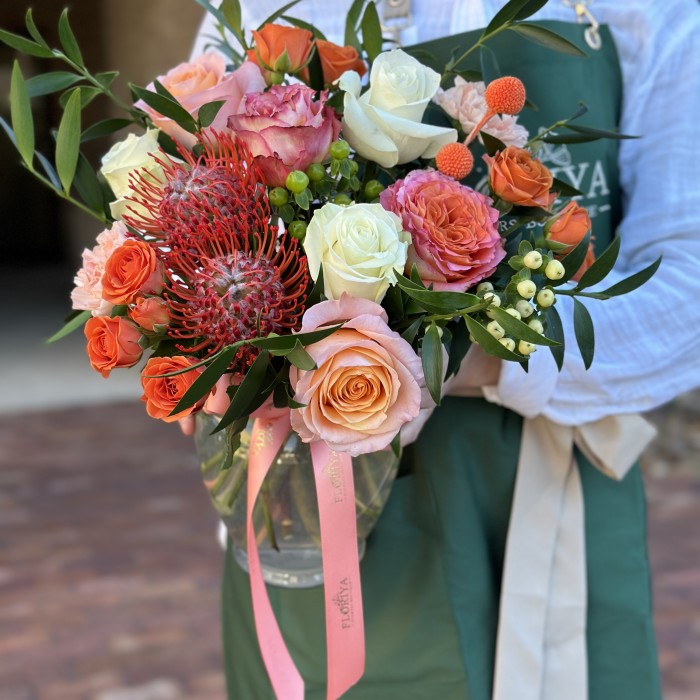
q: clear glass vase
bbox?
[195,414,400,588]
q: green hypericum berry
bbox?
[333,193,353,206]
[523,250,544,270]
[285,170,310,194]
[536,288,556,308]
[269,187,289,207]
[477,281,494,294]
[346,159,359,176]
[364,179,385,199]
[306,163,326,182]
[528,318,545,334]
[518,340,537,356]
[499,337,516,352]
[545,259,566,280]
[515,300,535,318]
[487,320,505,340]
[288,221,307,240]
[329,140,351,160]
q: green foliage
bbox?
[55,88,82,192]
[422,323,444,406]
[510,23,587,57]
[9,61,34,168]
[573,299,595,369]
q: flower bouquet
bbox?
[1,0,659,696]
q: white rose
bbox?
[99,129,169,220]
[304,202,410,303]
[338,49,457,168]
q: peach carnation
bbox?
[289,296,424,456]
[380,169,505,291]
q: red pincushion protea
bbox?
[125,133,309,369]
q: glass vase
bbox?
[195,414,400,588]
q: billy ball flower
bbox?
[485,76,526,115]
[435,142,474,180]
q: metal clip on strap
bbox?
[563,0,602,50]
[380,0,413,46]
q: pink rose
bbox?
[289,296,424,456]
[381,170,505,291]
[227,84,341,187]
[71,222,128,316]
[434,78,528,148]
[136,53,266,148]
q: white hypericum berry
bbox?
[505,307,521,320]
[499,337,516,352]
[545,260,566,280]
[477,281,494,294]
[528,318,545,334]
[515,300,535,318]
[516,280,537,299]
[484,291,502,318]
[536,288,556,308]
[487,320,505,339]
[523,251,543,269]
[518,340,537,355]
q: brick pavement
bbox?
[0,398,698,700]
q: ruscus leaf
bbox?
[422,323,444,406]
[510,23,587,57]
[573,298,594,369]
[545,305,565,370]
[58,9,84,66]
[10,61,34,167]
[574,236,620,290]
[55,88,82,192]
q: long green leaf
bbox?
[422,323,444,406]
[567,124,637,140]
[58,9,84,66]
[80,118,133,143]
[0,28,54,58]
[558,232,591,282]
[251,324,344,351]
[10,61,34,168]
[573,298,594,369]
[287,341,317,370]
[345,0,367,50]
[542,133,599,145]
[463,315,522,362]
[546,305,565,370]
[479,45,501,84]
[396,276,482,313]
[25,9,49,48]
[198,100,226,128]
[512,0,549,21]
[575,236,620,290]
[25,71,82,98]
[482,0,532,37]
[489,306,560,346]
[281,15,327,40]
[361,0,383,63]
[510,23,587,57]
[221,0,243,35]
[55,88,82,192]
[258,1,303,28]
[74,153,107,216]
[551,176,582,198]
[130,85,197,133]
[597,257,662,298]
[445,318,472,378]
[35,151,61,189]
[46,310,91,344]
[95,71,120,90]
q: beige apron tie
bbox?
[492,413,657,700]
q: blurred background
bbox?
[0,1,698,699]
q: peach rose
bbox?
[248,24,314,81]
[85,316,143,378]
[546,201,595,281]
[101,238,163,305]
[136,53,266,147]
[71,222,128,316]
[301,40,366,86]
[484,146,555,209]
[129,296,169,332]
[141,356,203,422]
[380,169,505,291]
[289,296,424,456]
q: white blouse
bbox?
[193,0,700,425]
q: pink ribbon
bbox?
[246,413,365,700]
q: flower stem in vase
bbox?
[260,480,280,551]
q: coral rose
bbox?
[101,239,163,305]
[289,296,424,456]
[484,146,556,209]
[129,296,170,332]
[380,169,505,291]
[72,222,128,316]
[545,201,595,280]
[85,316,143,378]
[135,53,266,148]
[227,84,341,187]
[141,356,203,422]
[302,40,367,86]
[248,24,314,81]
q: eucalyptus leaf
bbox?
[489,306,560,346]
[26,72,82,98]
[10,61,34,168]
[46,310,91,344]
[597,257,661,297]
[574,236,620,290]
[80,118,133,143]
[130,85,197,133]
[361,0,383,62]
[573,298,594,369]
[546,305,565,370]
[0,29,55,58]
[58,9,84,66]
[510,23,587,57]
[422,323,444,406]
[55,88,82,192]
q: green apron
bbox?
[222,22,661,700]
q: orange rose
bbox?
[85,316,143,378]
[101,239,163,305]
[248,24,314,80]
[546,201,595,280]
[129,296,170,332]
[141,356,203,422]
[484,146,555,209]
[305,40,367,86]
